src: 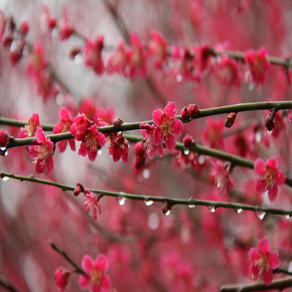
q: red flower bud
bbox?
[54,268,70,292]
[19,21,29,37]
[188,104,199,119]
[113,118,124,127]
[225,113,237,128]
[0,129,8,147]
[183,134,194,148]
[181,106,189,120]
[265,108,277,132]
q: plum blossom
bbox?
[248,237,280,286]
[254,158,285,202]
[17,113,40,138]
[106,41,127,75]
[83,189,101,221]
[53,108,75,153]
[54,268,70,292]
[148,30,168,69]
[245,47,271,89]
[152,102,184,152]
[79,254,111,292]
[28,127,54,176]
[58,6,74,41]
[108,133,129,163]
[70,114,91,141]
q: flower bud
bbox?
[265,108,277,132]
[73,183,84,196]
[113,118,124,127]
[188,104,199,119]
[19,21,29,37]
[54,268,70,292]
[2,36,13,48]
[0,129,8,147]
[162,200,172,216]
[183,134,194,148]
[181,106,189,120]
[225,113,237,128]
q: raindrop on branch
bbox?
[256,211,266,220]
[208,206,217,213]
[145,199,154,206]
[1,176,9,181]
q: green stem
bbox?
[1,172,292,217]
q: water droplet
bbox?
[176,74,182,83]
[117,193,126,205]
[184,148,190,155]
[74,54,82,65]
[0,146,6,151]
[255,132,262,143]
[164,209,171,216]
[208,206,217,213]
[188,204,196,208]
[256,211,266,220]
[285,214,292,219]
[145,199,154,206]
[236,209,244,214]
[4,150,8,156]
[1,176,9,181]
[143,169,150,179]
[22,45,29,56]
[249,83,254,91]
[98,150,102,155]
[10,40,16,52]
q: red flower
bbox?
[54,268,70,292]
[18,113,40,138]
[245,47,271,90]
[254,158,285,202]
[79,254,111,292]
[58,6,74,41]
[152,102,184,152]
[28,127,54,176]
[83,36,104,75]
[70,114,91,141]
[53,108,75,153]
[148,30,168,69]
[248,237,280,286]
[106,41,127,75]
[108,133,129,163]
[27,42,47,80]
[83,189,101,221]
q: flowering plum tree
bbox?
[2,1,292,292]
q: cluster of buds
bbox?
[181,104,199,121]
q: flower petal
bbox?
[95,254,108,272]
[254,158,266,175]
[164,102,177,119]
[261,268,273,286]
[47,155,54,176]
[258,237,271,255]
[269,251,280,269]
[254,179,267,194]
[268,184,278,202]
[78,274,91,290]
[81,255,94,273]
[248,248,260,262]
[275,170,285,186]
[100,275,111,289]
[153,127,163,146]
[171,119,184,136]
[152,109,164,126]
[266,158,277,170]
[164,133,176,152]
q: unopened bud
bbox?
[188,104,199,119]
[265,108,277,132]
[0,129,8,147]
[162,200,172,216]
[113,118,124,127]
[19,21,29,37]
[54,268,70,292]
[225,113,237,128]
[73,183,84,196]
[183,134,194,148]
[181,106,189,120]
[2,36,13,48]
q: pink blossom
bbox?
[106,41,127,75]
[0,129,8,147]
[248,237,280,286]
[152,102,184,152]
[108,133,129,163]
[78,124,106,162]
[27,42,47,80]
[200,118,225,149]
[254,158,285,202]
[211,160,234,195]
[148,30,168,69]
[58,6,74,41]
[28,127,54,176]
[192,43,213,79]
[18,113,40,138]
[54,268,69,292]
[79,254,111,292]
[70,114,91,141]
[83,36,104,75]
[140,123,164,159]
[34,72,58,102]
[245,47,272,89]
[53,108,75,153]
[83,189,101,221]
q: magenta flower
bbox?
[70,114,91,141]
[83,189,101,221]
[108,133,129,163]
[254,158,285,202]
[248,237,280,286]
[79,254,111,292]
[18,113,40,138]
[245,47,271,89]
[28,127,54,176]
[54,268,69,292]
[53,108,75,153]
[152,102,184,152]
[106,41,127,75]
[58,6,74,41]
[148,30,168,69]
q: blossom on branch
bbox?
[152,102,184,152]
[254,157,285,202]
[54,268,70,292]
[83,189,101,221]
[108,132,129,163]
[17,113,40,138]
[148,30,168,69]
[58,6,74,41]
[248,237,280,286]
[79,254,111,292]
[28,127,54,176]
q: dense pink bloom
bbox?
[148,30,168,69]
[152,102,184,152]
[79,254,111,292]
[70,114,91,141]
[254,158,285,202]
[248,237,280,286]
[83,36,104,75]
[78,124,106,162]
[245,47,272,89]
[106,41,127,75]
[18,113,40,138]
[54,268,70,292]
[211,160,234,195]
[28,127,54,176]
[108,133,129,163]
[53,108,75,153]
[140,123,164,159]
[83,189,101,221]
[58,6,74,41]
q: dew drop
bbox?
[117,193,126,205]
[285,214,292,219]
[148,213,159,229]
[188,204,196,208]
[145,199,154,206]
[22,45,29,56]
[143,169,150,179]
[184,148,190,155]
[4,150,8,156]
[256,211,266,220]
[74,54,82,65]
[198,156,205,165]
[0,146,6,151]
[255,132,262,143]
[10,40,16,52]
[164,209,171,216]
[98,150,102,155]
[209,206,217,213]
[1,176,9,181]
[236,209,244,214]
[56,93,64,105]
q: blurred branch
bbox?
[49,242,85,275]
[0,275,19,292]
[2,171,292,217]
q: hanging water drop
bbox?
[209,206,217,213]
[117,193,126,205]
[164,209,171,216]
[145,199,154,206]
[285,214,291,219]
[256,211,266,220]
[188,204,196,208]
[236,209,244,214]
[74,54,82,65]
[4,150,8,156]
[0,146,6,151]
[184,148,190,155]
[176,74,182,83]
[1,176,9,181]
[98,149,102,155]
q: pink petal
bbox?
[164,133,176,152]
[157,145,164,158]
[100,275,111,288]
[88,150,97,162]
[248,248,260,262]
[59,107,71,121]
[35,127,46,143]
[258,238,271,255]
[269,251,280,269]
[152,109,164,126]
[171,119,184,136]
[81,255,94,273]
[78,274,91,290]
[254,179,267,194]
[249,263,260,280]
[69,138,76,151]
[254,158,266,175]
[164,102,177,119]
[122,147,129,163]
[57,140,67,153]
[261,268,273,286]
[275,170,285,186]
[96,132,106,147]
[53,122,62,134]
[91,285,101,292]
[78,143,88,157]
[95,254,108,272]
[47,155,54,176]
[266,158,278,170]
[268,184,278,202]
[148,147,155,159]
[153,127,163,146]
